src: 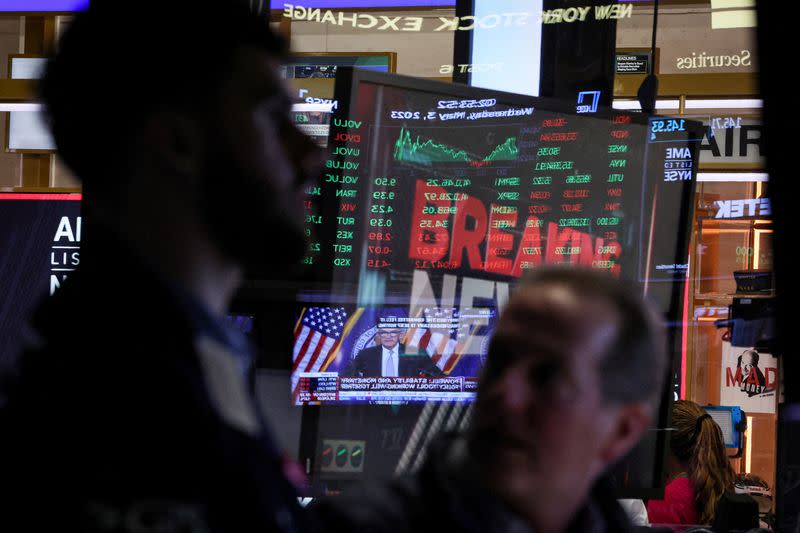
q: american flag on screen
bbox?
[291,307,362,397]
[403,308,478,375]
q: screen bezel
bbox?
[289,67,703,499]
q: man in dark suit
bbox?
[0,1,322,532]
[343,327,444,377]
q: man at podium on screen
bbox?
[342,324,444,378]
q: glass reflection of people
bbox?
[647,400,736,525]
[0,1,322,531]
[738,349,767,396]
[343,326,444,378]
[317,267,668,532]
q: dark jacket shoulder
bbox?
[0,232,306,533]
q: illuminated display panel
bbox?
[0,194,82,363]
[293,69,702,406]
[271,1,453,7]
[0,0,87,11]
[285,54,394,80]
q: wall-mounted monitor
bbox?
[704,405,746,449]
[285,52,396,80]
[289,67,703,406]
[285,69,703,499]
[292,102,335,147]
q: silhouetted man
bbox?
[0,1,321,531]
[316,267,667,533]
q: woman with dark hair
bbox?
[647,400,736,525]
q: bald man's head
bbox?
[469,268,666,529]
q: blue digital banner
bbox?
[0,1,454,13]
[273,1,454,7]
[0,0,87,11]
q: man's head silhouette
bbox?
[41,0,322,293]
[2,3,323,531]
[470,267,666,531]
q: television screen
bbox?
[292,103,335,148]
[292,68,702,406]
[0,193,81,364]
[292,305,496,404]
[284,54,394,80]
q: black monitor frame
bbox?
[287,67,702,499]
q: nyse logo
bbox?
[576,91,601,114]
[297,89,338,110]
[715,198,771,219]
[664,170,692,181]
[664,147,693,181]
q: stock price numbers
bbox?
[649,118,690,142]
[368,232,393,242]
[368,176,397,269]
[368,259,392,268]
[426,178,471,187]
[707,116,745,138]
[368,245,392,255]
[651,118,686,134]
[375,177,397,187]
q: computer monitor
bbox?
[285,52,396,80]
[704,405,746,449]
[281,67,703,498]
[292,103,335,147]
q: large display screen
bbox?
[292,68,701,405]
[0,194,82,364]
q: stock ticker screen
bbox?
[292,69,702,405]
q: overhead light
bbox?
[613,99,763,110]
[698,172,769,182]
[292,103,334,113]
[684,99,763,109]
[0,103,43,112]
[612,100,680,110]
[711,0,755,7]
[712,10,756,29]
[710,0,756,29]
